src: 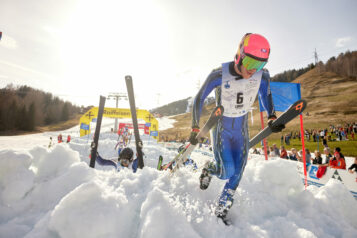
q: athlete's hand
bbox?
[267,116,285,133]
[189,127,200,145]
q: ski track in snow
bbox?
[0,117,356,238]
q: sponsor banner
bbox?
[150,131,158,136]
[80,123,89,130]
[297,162,357,199]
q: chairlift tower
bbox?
[107,92,128,132]
[314,48,319,65]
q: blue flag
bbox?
[259,82,301,112]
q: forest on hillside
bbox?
[272,50,357,82]
[0,85,88,132]
[320,50,357,78]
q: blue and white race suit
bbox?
[192,62,276,205]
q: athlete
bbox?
[189,33,284,224]
[95,147,138,173]
[115,140,125,156]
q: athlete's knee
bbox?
[218,165,235,180]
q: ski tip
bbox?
[213,105,224,117]
[292,99,307,113]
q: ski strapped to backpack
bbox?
[170,105,224,173]
[249,99,307,148]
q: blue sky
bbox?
[0,0,356,109]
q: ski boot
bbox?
[215,189,235,226]
[215,204,232,226]
[199,161,215,190]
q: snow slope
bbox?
[0,118,356,238]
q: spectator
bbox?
[57,134,63,143]
[115,140,125,156]
[288,148,300,161]
[305,148,312,164]
[312,150,323,165]
[298,148,311,164]
[334,147,345,159]
[48,137,53,148]
[329,151,346,170]
[269,146,278,157]
[273,144,280,156]
[280,145,288,159]
[348,157,357,174]
[252,147,260,155]
[284,134,291,145]
[322,136,328,148]
[322,147,333,166]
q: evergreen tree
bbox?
[27,102,36,130]
[61,102,70,121]
[7,100,18,130]
[16,105,27,130]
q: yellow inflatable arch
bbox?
[79,107,159,140]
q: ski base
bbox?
[170,106,223,173]
[249,99,307,148]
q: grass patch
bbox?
[255,137,357,157]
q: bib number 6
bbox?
[236,92,244,104]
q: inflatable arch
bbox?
[79,107,159,140]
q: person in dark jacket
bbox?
[95,147,138,173]
[312,150,323,165]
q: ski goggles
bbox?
[241,55,267,72]
[120,158,130,167]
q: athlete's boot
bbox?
[215,189,235,225]
[199,161,215,190]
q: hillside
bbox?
[150,97,192,116]
[151,97,216,117]
[160,67,357,142]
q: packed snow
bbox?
[0,118,356,238]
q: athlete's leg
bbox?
[200,120,235,189]
[216,116,249,215]
[209,121,235,179]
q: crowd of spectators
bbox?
[252,143,356,173]
[279,122,357,149]
[279,146,355,172]
[252,141,357,177]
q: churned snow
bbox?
[0,117,356,238]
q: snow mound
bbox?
[0,131,356,238]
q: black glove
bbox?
[268,118,285,133]
[189,127,200,145]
